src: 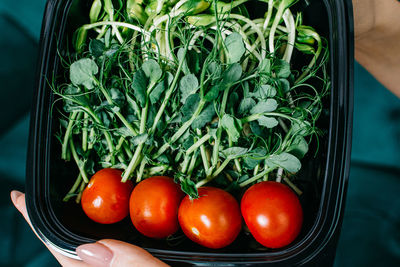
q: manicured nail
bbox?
[76,242,114,267]
[10,190,23,207]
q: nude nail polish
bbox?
[76,242,114,267]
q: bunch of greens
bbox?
[55,0,329,202]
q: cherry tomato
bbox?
[81,168,134,224]
[241,181,303,248]
[129,176,184,238]
[178,187,242,249]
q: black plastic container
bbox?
[26,0,354,265]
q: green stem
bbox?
[82,113,89,152]
[228,135,242,173]
[241,112,301,124]
[211,86,230,168]
[61,111,79,160]
[97,81,138,136]
[75,180,87,204]
[63,173,83,202]
[122,100,149,182]
[150,43,190,133]
[187,151,198,177]
[147,165,171,176]
[122,143,143,182]
[295,31,322,83]
[136,159,147,183]
[154,100,206,158]
[82,21,149,39]
[88,127,95,150]
[123,142,133,158]
[83,107,115,165]
[196,129,211,174]
[239,166,275,187]
[186,134,211,155]
[253,164,260,176]
[268,0,286,54]
[181,154,191,174]
[69,138,89,183]
[196,157,232,188]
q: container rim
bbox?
[26,0,354,264]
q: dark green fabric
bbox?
[0,1,399,266]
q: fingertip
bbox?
[10,190,23,208]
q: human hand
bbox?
[10,190,168,267]
[352,0,400,97]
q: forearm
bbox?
[353,0,400,97]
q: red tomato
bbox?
[81,168,133,224]
[178,187,242,249]
[241,181,303,248]
[129,176,184,238]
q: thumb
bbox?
[76,239,169,267]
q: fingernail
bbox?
[76,242,114,267]
[10,190,23,207]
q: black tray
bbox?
[26,0,354,265]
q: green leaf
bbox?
[186,50,202,75]
[109,88,125,106]
[292,120,312,136]
[180,74,199,104]
[116,127,134,137]
[251,84,277,99]
[149,80,165,104]
[181,94,200,122]
[177,48,190,76]
[225,32,245,64]
[258,116,279,128]
[131,69,148,107]
[192,104,215,129]
[142,59,162,84]
[156,155,170,164]
[175,173,198,199]
[204,63,242,102]
[221,114,241,143]
[287,135,309,159]
[221,147,248,159]
[126,93,140,116]
[249,121,265,137]
[250,99,278,114]
[266,152,301,173]
[204,84,220,102]
[70,58,98,89]
[243,147,267,169]
[239,98,256,115]
[89,39,105,58]
[207,61,222,80]
[64,85,89,107]
[279,79,291,93]
[146,105,157,129]
[220,63,242,85]
[274,59,291,78]
[131,133,148,146]
[238,174,250,183]
[183,135,195,150]
[258,58,271,74]
[149,72,173,104]
[228,92,239,111]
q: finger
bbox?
[10,190,89,267]
[76,239,169,267]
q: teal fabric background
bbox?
[0,1,399,266]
